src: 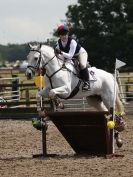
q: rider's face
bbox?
[60,33,69,42]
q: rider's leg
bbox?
[80,67,90,90]
[78,52,90,90]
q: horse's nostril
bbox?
[28,73,32,79]
[26,72,32,79]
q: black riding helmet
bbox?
[57,25,69,35]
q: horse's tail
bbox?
[115,93,125,116]
[111,73,125,115]
[115,78,125,115]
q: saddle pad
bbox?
[88,67,97,81]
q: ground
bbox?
[0,115,133,177]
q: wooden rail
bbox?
[0,83,35,87]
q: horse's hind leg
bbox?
[115,91,127,131]
[86,95,108,111]
[114,130,123,148]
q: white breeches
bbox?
[77,51,88,70]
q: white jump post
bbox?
[33,70,47,158]
[112,58,126,154]
[39,72,47,157]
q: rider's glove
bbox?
[54,48,62,55]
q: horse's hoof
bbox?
[115,125,125,132]
[116,138,123,148]
[115,115,126,132]
[44,116,50,121]
[58,102,64,109]
[115,121,126,132]
[38,111,46,118]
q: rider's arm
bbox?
[54,43,62,54]
[62,39,77,60]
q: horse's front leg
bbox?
[51,95,64,110]
[49,86,69,109]
[32,88,50,131]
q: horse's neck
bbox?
[41,46,77,76]
[42,53,63,76]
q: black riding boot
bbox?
[80,67,90,91]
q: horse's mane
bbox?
[41,45,54,55]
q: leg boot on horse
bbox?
[114,131,123,148]
[53,96,64,109]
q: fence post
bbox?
[12,74,19,101]
[25,88,30,107]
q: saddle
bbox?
[72,58,91,79]
[72,58,80,73]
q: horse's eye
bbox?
[34,57,38,61]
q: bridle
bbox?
[27,49,42,73]
[27,48,78,88]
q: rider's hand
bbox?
[54,48,62,55]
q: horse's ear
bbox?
[28,43,33,49]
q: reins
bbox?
[44,55,79,88]
[27,48,79,89]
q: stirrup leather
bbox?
[82,81,90,91]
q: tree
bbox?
[124,0,133,70]
[0,41,54,63]
[0,44,29,62]
[65,0,133,71]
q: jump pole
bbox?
[33,71,52,158]
[109,59,126,156]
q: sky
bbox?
[0,0,77,45]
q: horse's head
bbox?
[26,43,42,79]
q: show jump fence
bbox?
[116,71,133,113]
[0,71,133,112]
[0,72,131,157]
[0,76,38,107]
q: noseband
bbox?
[27,49,42,73]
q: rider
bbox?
[54,24,90,91]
